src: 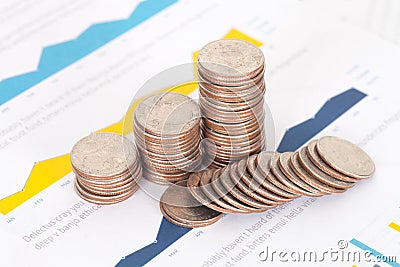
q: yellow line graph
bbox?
[389,222,400,233]
[0,28,263,215]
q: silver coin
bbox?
[134,92,201,136]
[202,116,264,136]
[238,159,286,205]
[74,179,137,205]
[298,147,355,189]
[200,169,249,213]
[75,166,137,186]
[269,154,310,196]
[77,178,137,196]
[289,152,344,194]
[229,160,278,208]
[199,92,264,112]
[160,180,222,225]
[307,140,360,182]
[187,171,232,213]
[256,152,300,197]
[198,39,264,78]
[210,168,261,213]
[198,79,265,103]
[247,155,296,200]
[316,136,375,179]
[198,67,264,87]
[198,64,265,87]
[277,153,323,197]
[70,132,137,178]
[219,163,271,210]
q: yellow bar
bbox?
[389,222,400,233]
[0,154,72,214]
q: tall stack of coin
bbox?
[134,92,202,185]
[70,132,141,205]
[182,136,374,217]
[197,39,266,168]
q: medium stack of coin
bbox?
[160,180,223,228]
[134,92,202,185]
[197,39,266,168]
[183,136,374,217]
[70,132,141,205]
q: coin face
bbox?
[70,132,136,177]
[198,39,264,78]
[247,155,295,201]
[238,159,285,205]
[199,169,246,213]
[256,152,300,198]
[306,140,360,182]
[298,147,354,189]
[290,152,344,194]
[256,151,273,176]
[229,160,278,208]
[277,153,323,197]
[160,180,223,228]
[270,154,309,196]
[219,163,270,210]
[316,136,375,179]
[134,92,200,136]
[210,168,260,213]
[187,172,232,213]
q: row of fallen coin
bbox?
[159,136,375,228]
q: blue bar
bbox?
[277,88,366,152]
[0,0,178,105]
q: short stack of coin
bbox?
[173,136,374,220]
[197,39,266,168]
[70,132,141,205]
[134,92,202,185]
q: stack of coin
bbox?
[160,180,223,228]
[134,92,202,185]
[183,136,374,217]
[197,39,266,168]
[70,132,141,205]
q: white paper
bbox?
[1,1,400,266]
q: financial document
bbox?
[305,0,400,45]
[1,0,400,266]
